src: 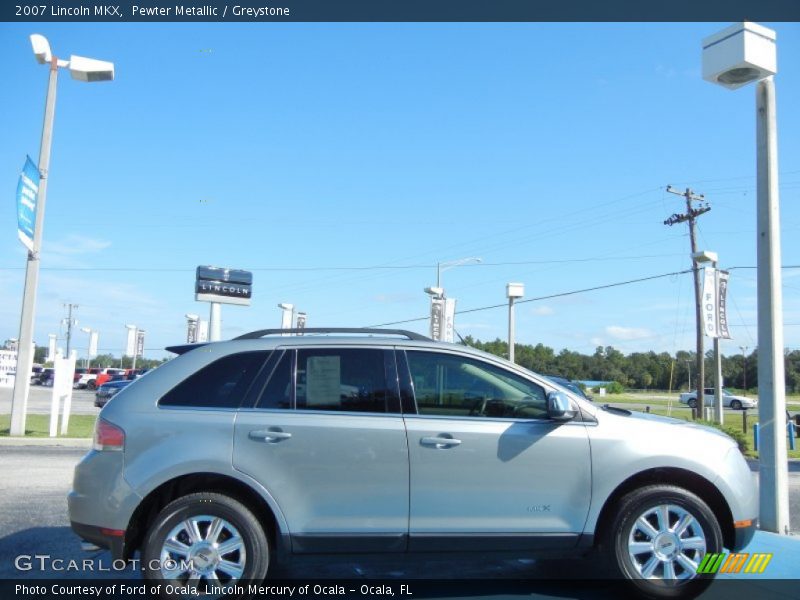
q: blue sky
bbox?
[1,22,799,360]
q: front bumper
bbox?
[732,520,757,551]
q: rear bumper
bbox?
[70,521,126,560]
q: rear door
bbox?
[232,346,410,553]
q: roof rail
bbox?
[234,327,430,341]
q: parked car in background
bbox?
[76,367,125,390]
[70,327,757,599]
[35,368,55,386]
[679,388,757,410]
[30,364,44,384]
[94,379,132,408]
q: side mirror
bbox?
[547,391,577,422]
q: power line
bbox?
[366,268,693,328]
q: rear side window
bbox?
[160,351,270,409]
[296,348,391,413]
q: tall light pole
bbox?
[703,21,789,534]
[506,283,524,363]
[694,251,723,424]
[739,345,749,394]
[10,35,114,436]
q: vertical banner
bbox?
[16,156,40,252]
[279,303,294,335]
[701,267,719,338]
[88,332,99,358]
[296,312,307,332]
[443,298,457,343]
[717,270,731,339]
[429,298,444,341]
[186,315,199,343]
[136,330,145,357]
[198,320,209,342]
[125,327,136,356]
[47,334,57,363]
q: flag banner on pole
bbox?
[136,331,145,357]
[16,156,40,252]
[186,316,198,343]
[125,328,136,356]
[47,334,56,363]
[702,267,719,338]
[198,320,209,342]
[444,298,457,343]
[718,270,731,340]
[88,332,99,358]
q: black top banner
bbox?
[3,0,800,22]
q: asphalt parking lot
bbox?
[0,385,98,416]
[0,445,798,600]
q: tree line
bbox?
[463,336,800,393]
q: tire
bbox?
[730,400,742,410]
[603,484,723,599]
[142,492,270,594]
[687,398,697,409]
[87,380,97,390]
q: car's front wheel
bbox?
[142,492,270,593]
[604,485,722,599]
[731,400,742,410]
[687,398,697,409]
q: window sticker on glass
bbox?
[306,355,341,406]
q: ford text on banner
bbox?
[444,298,457,343]
[702,267,719,338]
[718,270,731,339]
[16,156,40,252]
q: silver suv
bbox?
[69,328,757,598]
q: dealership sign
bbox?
[701,267,731,340]
[195,266,253,306]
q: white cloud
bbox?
[46,234,111,256]
[532,305,554,316]
[605,325,653,341]
[589,337,604,347]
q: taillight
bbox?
[93,418,125,451]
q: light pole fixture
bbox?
[703,21,788,535]
[693,250,723,424]
[10,35,114,437]
[506,283,524,363]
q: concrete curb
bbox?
[0,436,91,447]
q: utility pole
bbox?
[63,303,78,357]
[739,345,749,394]
[665,186,710,417]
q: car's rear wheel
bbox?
[87,380,97,390]
[687,398,697,409]
[142,492,269,593]
[731,400,742,410]
[604,485,722,599]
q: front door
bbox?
[401,349,592,552]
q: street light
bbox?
[436,257,482,288]
[506,283,524,363]
[703,21,789,534]
[9,35,114,437]
[693,250,723,424]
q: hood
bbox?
[598,404,738,445]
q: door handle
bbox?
[420,436,462,449]
[249,429,292,443]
